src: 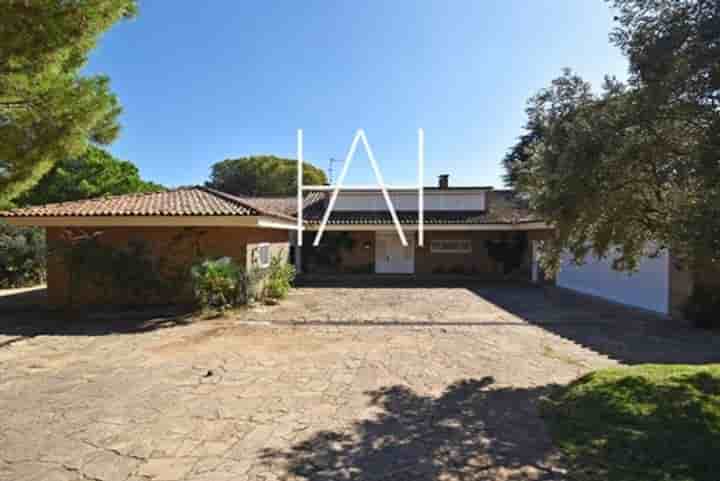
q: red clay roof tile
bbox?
[0,186,288,219]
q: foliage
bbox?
[684,284,720,329]
[544,364,720,481]
[1,147,161,293]
[0,0,137,203]
[56,229,189,308]
[504,0,720,274]
[264,254,296,300]
[191,257,245,311]
[485,233,528,275]
[15,146,163,206]
[301,232,355,272]
[0,222,45,288]
[206,155,327,196]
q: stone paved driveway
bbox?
[1,283,718,481]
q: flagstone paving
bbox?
[1,284,718,481]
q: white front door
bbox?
[375,232,415,274]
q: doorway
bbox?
[375,232,414,274]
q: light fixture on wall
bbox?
[363,241,372,249]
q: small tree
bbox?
[504,0,720,275]
[1,1,138,203]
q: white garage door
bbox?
[557,249,669,314]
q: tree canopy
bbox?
[0,0,137,204]
[206,155,328,196]
[15,146,163,206]
[504,0,720,273]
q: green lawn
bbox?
[543,364,720,481]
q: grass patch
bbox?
[543,364,720,481]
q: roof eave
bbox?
[302,222,550,231]
[3,215,298,229]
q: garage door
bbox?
[557,249,669,314]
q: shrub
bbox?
[0,223,46,288]
[264,254,296,300]
[684,284,720,329]
[56,229,187,307]
[190,257,244,311]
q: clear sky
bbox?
[86,0,629,189]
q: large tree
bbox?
[504,0,720,274]
[15,146,163,206]
[0,0,137,204]
[207,155,328,196]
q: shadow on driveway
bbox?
[0,287,195,341]
[471,285,720,366]
[3,281,719,366]
[261,377,565,480]
[299,276,720,365]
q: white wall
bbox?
[333,191,486,211]
[557,249,669,314]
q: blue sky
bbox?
[87,1,628,189]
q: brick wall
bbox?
[337,231,375,273]
[300,231,375,274]
[415,231,498,275]
[415,230,554,278]
[46,226,289,308]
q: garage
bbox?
[557,250,670,315]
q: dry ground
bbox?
[1,283,718,481]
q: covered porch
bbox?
[294,226,552,281]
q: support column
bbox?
[531,240,539,283]
[292,231,302,274]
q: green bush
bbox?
[0,223,46,288]
[264,254,296,300]
[684,284,720,329]
[190,257,244,311]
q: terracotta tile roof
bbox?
[300,190,541,225]
[229,192,325,217]
[1,186,540,225]
[0,186,291,219]
[302,210,489,225]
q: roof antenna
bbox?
[328,157,343,185]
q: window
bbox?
[257,243,271,268]
[430,239,472,254]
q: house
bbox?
[296,175,552,279]
[2,174,689,317]
[0,187,297,308]
[1,176,553,309]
